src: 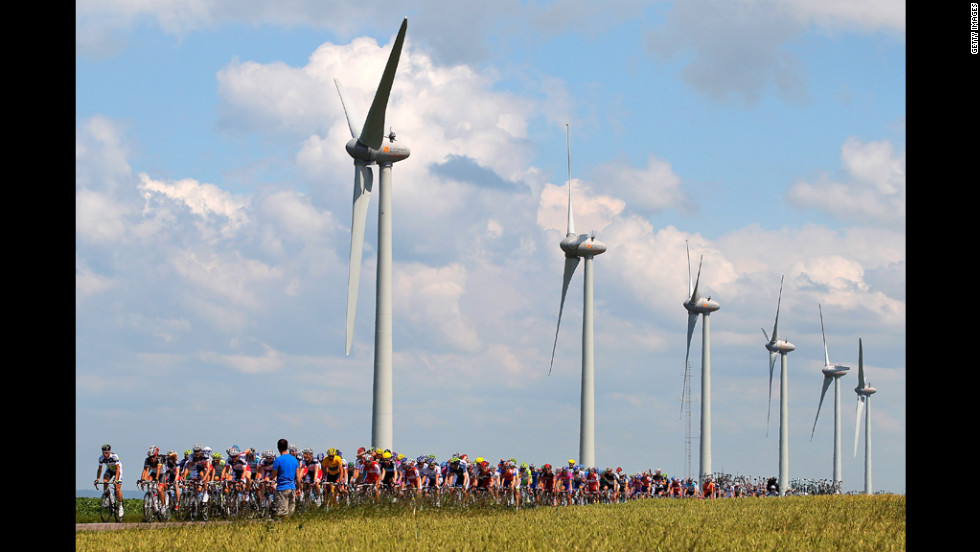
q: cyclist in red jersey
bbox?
[537,464,556,506]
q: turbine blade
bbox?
[687,241,693,299]
[685,312,699,368]
[766,351,777,437]
[772,274,784,341]
[334,78,362,139]
[345,164,374,355]
[359,18,408,150]
[810,375,833,440]
[681,311,699,417]
[761,328,770,343]
[690,255,703,303]
[565,123,575,236]
[857,337,865,388]
[549,256,580,375]
[853,395,866,457]
[819,304,830,367]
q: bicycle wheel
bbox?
[157,493,171,522]
[143,491,156,522]
[227,490,240,519]
[99,490,115,522]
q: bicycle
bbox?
[95,479,123,522]
[180,479,210,521]
[138,478,168,522]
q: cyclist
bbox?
[359,451,383,501]
[584,467,600,502]
[95,443,124,518]
[401,458,422,500]
[298,448,322,506]
[380,451,399,493]
[140,445,167,509]
[321,448,347,507]
[253,449,277,506]
[182,444,213,505]
[472,459,495,502]
[445,456,469,495]
[537,463,556,506]
[556,466,575,506]
[498,460,520,506]
[163,450,181,509]
[600,467,619,502]
[221,446,252,503]
[421,458,442,501]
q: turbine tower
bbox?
[853,338,876,495]
[808,304,850,493]
[335,18,410,451]
[762,274,794,496]
[549,123,607,469]
[681,242,720,486]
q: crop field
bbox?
[76,494,905,551]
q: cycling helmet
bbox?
[167,450,176,457]
[302,447,314,455]
[184,449,192,457]
[543,464,552,470]
[193,444,203,453]
[382,451,392,459]
[147,445,159,457]
[213,452,222,460]
[521,462,528,469]
[262,449,275,459]
[102,443,112,452]
[327,448,338,457]
[228,447,241,457]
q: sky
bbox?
[76,0,906,494]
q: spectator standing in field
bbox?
[271,438,300,520]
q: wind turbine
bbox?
[808,304,850,493]
[762,274,794,496]
[853,338,876,495]
[549,123,607,469]
[681,242,720,486]
[335,18,410,451]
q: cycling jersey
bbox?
[226,456,251,480]
[99,453,122,477]
[143,456,163,478]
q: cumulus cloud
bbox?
[785,138,905,228]
[645,0,904,106]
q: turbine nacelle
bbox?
[765,339,795,354]
[856,383,876,396]
[561,233,606,258]
[822,364,850,377]
[345,137,411,165]
[684,296,720,314]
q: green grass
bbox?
[76,494,905,551]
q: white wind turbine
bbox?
[335,18,410,451]
[808,304,850,493]
[681,242,720,486]
[549,124,607,469]
[853,338,876,495]
[762,274,794,496]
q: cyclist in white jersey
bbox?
[95,443,124,518]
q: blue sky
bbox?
[76,0,905,494]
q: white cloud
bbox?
[785,138,905,228]
[394,262,480,352]
[139,173,250,240]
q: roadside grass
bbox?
[76,494,905,551]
